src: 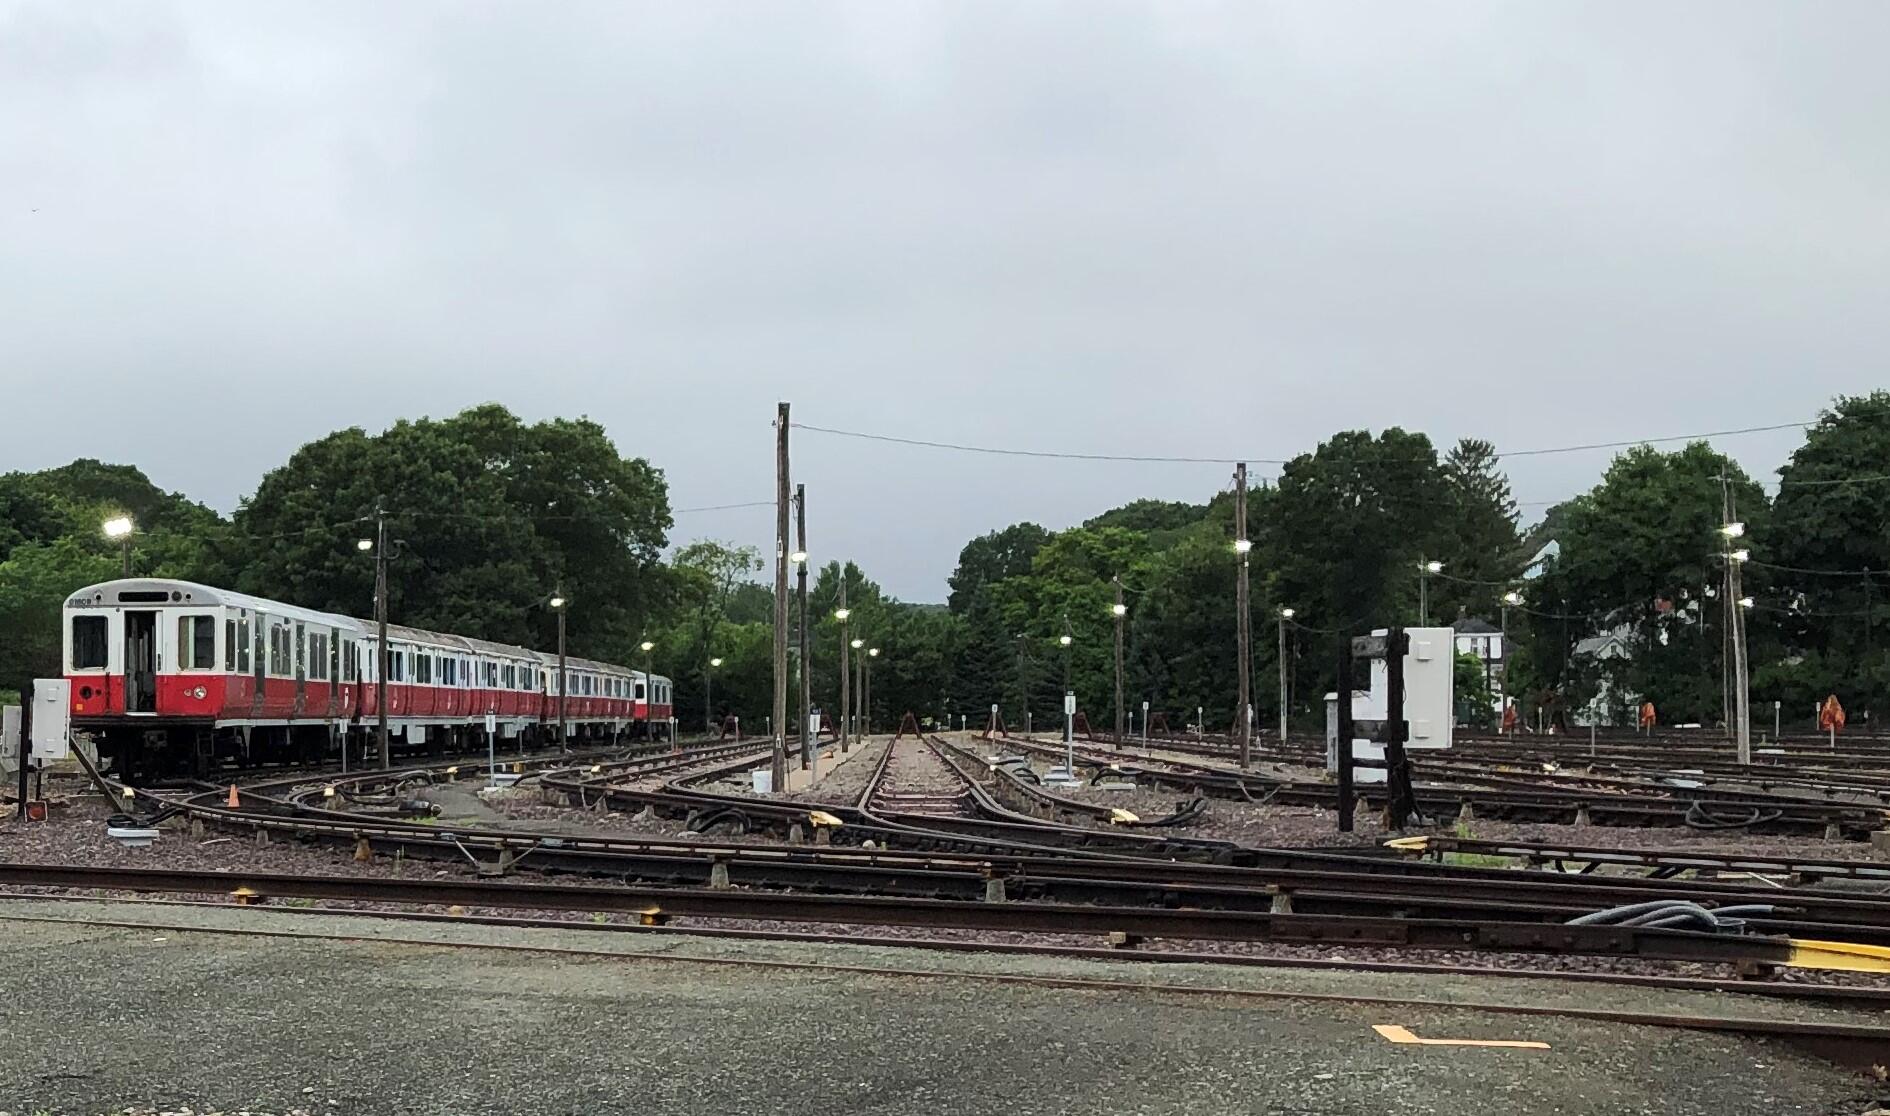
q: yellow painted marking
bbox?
[1373,1025,1548,1049]
[1787,939,1890,973]
[1108,808,1140,825]
[1382,836,1429,851]
[806,810,844,828]
[445,766,459,776]
[322,785,336,798]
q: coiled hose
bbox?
[1684,801,1785,830]
[1566,899,1777,934]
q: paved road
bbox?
[0,905,1877,1116]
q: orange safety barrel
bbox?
[1820,694,1847,733]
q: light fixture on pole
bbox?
[103,516,134,576]
[706,656,722,736]
[1720,521,1746,538]
[550,593,569,753]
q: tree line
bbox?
[3,396,1885,732]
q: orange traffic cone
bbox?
[225,784,241,808]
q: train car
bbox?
[62,578,673,778]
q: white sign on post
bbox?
[1064,693,1076,716]
[30,680,71,762]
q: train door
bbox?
[293,622,307,716]
[124,610,158,714]
[328,628,342,717]
[250,618,267,716]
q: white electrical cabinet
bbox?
[1325,627,1454,783]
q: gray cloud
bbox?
[3,1,1885,599]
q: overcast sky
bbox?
[3,2,1886,600]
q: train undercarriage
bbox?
[78,719,669,783]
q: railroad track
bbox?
[40,731,1890,979]
[999,733,1890,837]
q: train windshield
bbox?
[70,615,108,670]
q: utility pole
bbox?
[1234,462,1252,767]
[1112,575,1126,749]
[373,509,391,769]
[794,484,811,770]
[836,574,851,752]
[771,402,790,791]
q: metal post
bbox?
[645,645,656,744]
[1277,611,1288,744]
[1419,562,1429,626]
[556,597,567,753]
[1113,575,1125,749]
[1722,477,1751,764]
[16,680,32,819]
[1016,633,1029,736]
[1234,463,1251,767]
[863,650,874,737]
[1335,644,1354,832]
[705,660,714,737]
[853,644,863,742]
[374,510,390,769]
[771,402,790,791]
[795,484,810,770]
[120,539,130,577]
[837,575,850,753]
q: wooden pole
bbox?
[771,403,790,791]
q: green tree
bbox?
[1763,392,1890,717]
[1517,442,1766,724]
[947,522,1051,615]
[215,405,672,662]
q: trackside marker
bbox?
[1373,1025,1548,1050]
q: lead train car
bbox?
[61,579,673,778]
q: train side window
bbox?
[237,617,251,673]
[177,615,216,670]
[71,615,108,670]
[342,640,356,682]
[224,620,236,671]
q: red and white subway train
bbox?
[61,579,672,777]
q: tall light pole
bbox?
[640,639,657,744]
[103,516,134,576]
[357,513,404,769]
[706,656,722,736]
[792,485,810,769]
[1722,513,1752,763]
[850,637,864,743]
[1500,590,1522,719]
[1234,462,1251,766]
[551,592,568,752]
[1112,577,1127,749]
[865,647,879,737]
[1059,617,1074,749]
[836,591,851,751]
[1277,607,1294,744]
[1419,559,1443,625]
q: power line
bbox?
[792,415,1854,468]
